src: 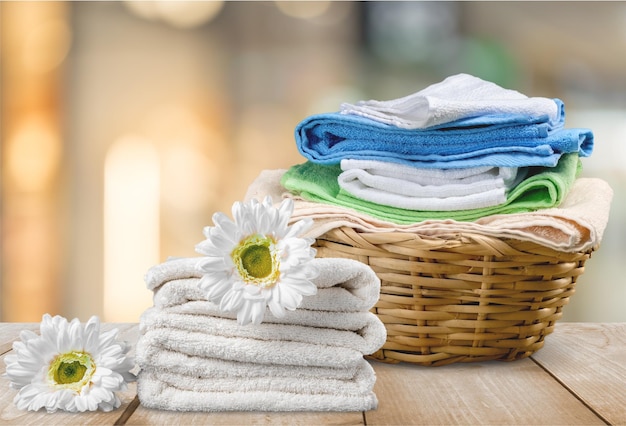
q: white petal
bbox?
[280,287,303,311]
[212,211,238,237]
[206,227,237,252]
[196,256,228,272]
[200,275,232,302]
[220,288,244,313]
[262,195,274,209]
[83,316,101,354]
[267,299,285,318]
[243,285,262,297]
[195,239,222,256]
[283,218,313,239]
[249,300,266,325]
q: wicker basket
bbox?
[314,227,596,366]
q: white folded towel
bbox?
[340,73,561,129]
[138,227,386,412]
[162,295,384,334]
[140,307,386,356]
[139,327,365,369]
[136,340,366,380]
[146,257,381,312]
[244,169,612,253]
[141,360,375,396]
[138,369,378,412]
[341,159,521,189]
[339,159,524,211]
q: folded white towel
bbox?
[140,307,386,356]
[163,295,384,334]
[340,73,561,129]
[341,159,521,189]
[244,169,612,253]
[138,369,378,412]
[146,257,381,312]
[139,327,365,369]
[141,359,375,396]
[136,340,366,380]
[339,159,524,211]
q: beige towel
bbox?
[244,169,612,253]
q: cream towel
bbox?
[140,360,375,396]
[244,169,612,253]
[140,307,386,356]
[146,257,381,312]
[139,327,365,369]
[340,73,562,129]
[138,370,378,412]
[339,159,524,211]
[136,340,366,380]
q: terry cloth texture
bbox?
[136,256,386,412]
[338,159,525,211]
[138,367,378,412]
[340,73,564,130]
[294,112,593,169]
[281,152,581,224]
[244,169,612,253]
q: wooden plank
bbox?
[531,322,626,425]
[0,323,139,425]
[364,358,605,425]
[125,408,364,425]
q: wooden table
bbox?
[1,322,624,425]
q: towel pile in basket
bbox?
[243,73,612,253]
[136,256,386,412]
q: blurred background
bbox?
[1,1,625,323]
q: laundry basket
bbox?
[313,227,596,366]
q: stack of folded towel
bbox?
[136,257,387,412]
[242,74,611,253]
[279,73,598,224]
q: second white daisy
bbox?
[3,314,135,413]
[195,196,318,325]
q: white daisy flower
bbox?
[3,314,135,413]
[195,196,318,325]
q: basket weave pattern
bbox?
[314,227,595,366]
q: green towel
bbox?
[281,153,581,224]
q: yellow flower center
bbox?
[232,234,280,288]
[47,351,95,392]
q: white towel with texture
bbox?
[139,326,366,370]
[146,257,381,312]
[138,368,378,412]
[338,159,524,211]
[340,73,561,129]
[136,339,366,381]
[244,169,612,253]
[140,307,386,356]
[159,294,384,334]
[140,359,375,396]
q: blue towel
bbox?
[295,111,593,169]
